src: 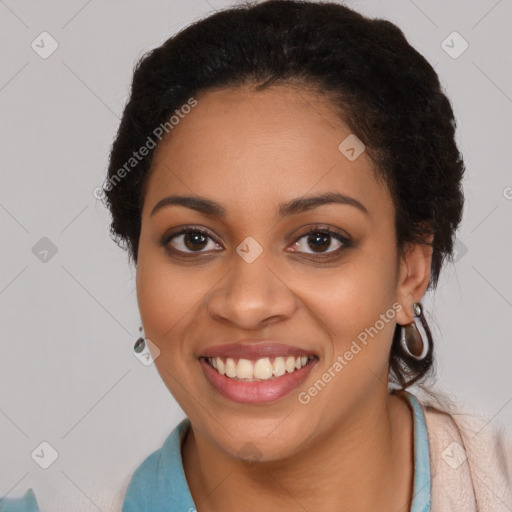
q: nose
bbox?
[206,249,298,330]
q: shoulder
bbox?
[0,420,191,512]
[412,386,512,511]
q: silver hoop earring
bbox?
[400,302,428,360]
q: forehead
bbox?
[143,85,392,223]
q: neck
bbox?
[182,390,414,512]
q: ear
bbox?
[395,235,434,325]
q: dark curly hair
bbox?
[102,0,465,389]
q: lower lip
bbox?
[199,357,318,404]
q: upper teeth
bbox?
[208,356,311,381]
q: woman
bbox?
[111,1,511,510]
[2,1,509,511]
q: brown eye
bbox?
[289,227,350,256]
[306,232,333,252]
[163,228,222,254]
[181,232,208,251]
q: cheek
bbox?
[135,253,205,354]
[302,245,398,360]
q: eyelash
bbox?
[161,225,351,259]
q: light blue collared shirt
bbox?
[0,391,430,512]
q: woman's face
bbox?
[136,85,427,462]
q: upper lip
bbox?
[199,341,318,360]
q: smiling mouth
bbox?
[201,355,318,382]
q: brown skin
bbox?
[136,84,433,512]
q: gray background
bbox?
[1,0,511,510]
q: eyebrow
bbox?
[149,191,369,218]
